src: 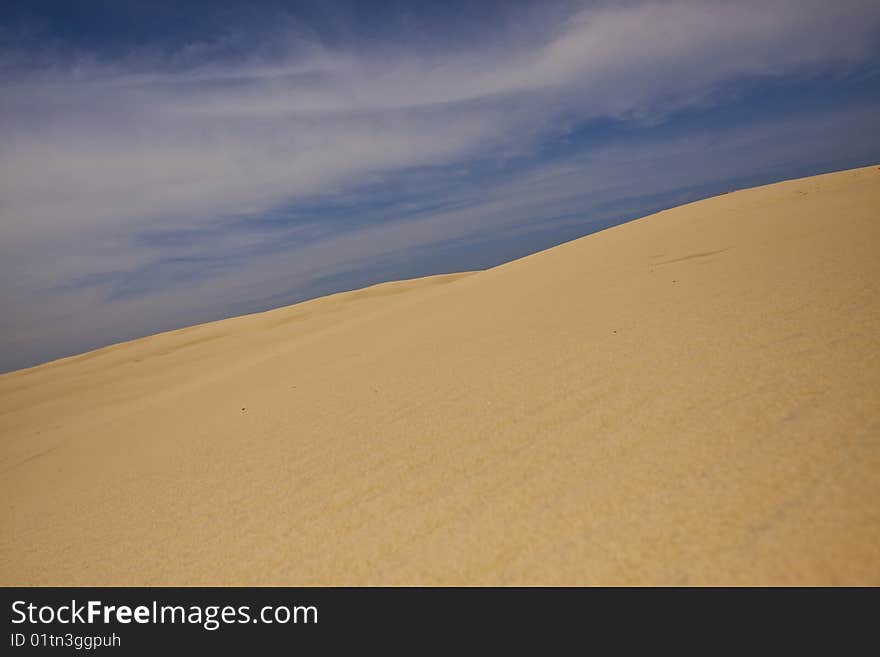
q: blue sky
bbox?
[1,0,879,372]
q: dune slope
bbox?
[1,165,879,585]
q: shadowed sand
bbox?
[1,165,878,585]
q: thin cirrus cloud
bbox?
[1,0,880,371]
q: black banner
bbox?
[1,587,869,652]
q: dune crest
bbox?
[1,165,879,585]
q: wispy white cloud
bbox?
[3,1,877,236]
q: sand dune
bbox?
[2,165,879,585]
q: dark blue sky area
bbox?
[1,1,547,54]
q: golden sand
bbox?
[2,165,878,585]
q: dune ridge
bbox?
[1,165,879,585]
